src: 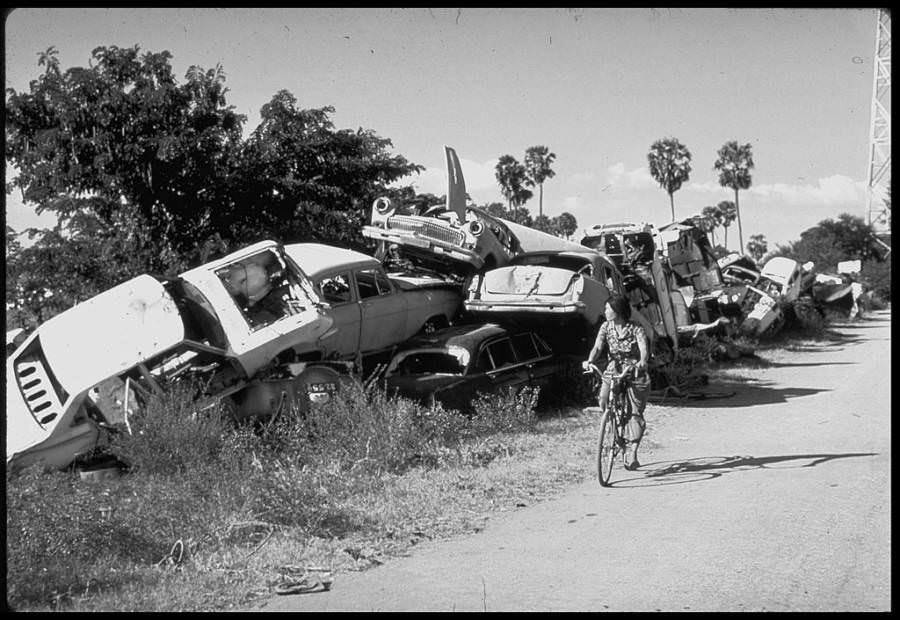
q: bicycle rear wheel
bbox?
[597,411,617,486]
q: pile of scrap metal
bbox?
[580,220,735,348]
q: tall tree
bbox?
[5,45,247,271]
[718,200,737,251]
[746,233,768,263]
[701,204,724,245]
[714,141,754,253]
[523,145,556,219]
[495,155,533,221]
[647,137,692,222]
[5,46,424,324]
[554,212,578,240]
[233,90,421,250]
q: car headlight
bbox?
[469,220,485,236]
[373,197,395,216]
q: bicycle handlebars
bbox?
[582,360,643,382]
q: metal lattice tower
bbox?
[866,8,891,234]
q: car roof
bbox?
[401,322,508,351]
[284,243,379,279]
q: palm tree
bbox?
[523,145,556,219]
[701,204,724,245]
[718,200,737,251]
[647,137,692,222]
[714,141,754,253]
[495,155,533,221]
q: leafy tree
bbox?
[746,233,768,263]
[6,46,247,270]
[718,200,737,251]
[647,137,692,222]
[554,212,578,240]
[232,90,422,251]
[701,204,724,245]
[523,145,556,218]
[531,214,557,235]
[5,46,423,324]
[771,213,883,271]
[495,155,533,221]
[714,141,754,253]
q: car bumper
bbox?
[362,226,483,267]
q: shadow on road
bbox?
[652,380,830,409]
[764,361,857,368]
[610,452,877,488]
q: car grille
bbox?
[14,353,66,426]
[388,216,466,247]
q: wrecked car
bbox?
[284,242,462,364]
[462,249,658,354]
[757,256,804,303]
[381,322,564,412]
[6,240,339,471]
[362,146,522,276]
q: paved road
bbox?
[256,311,891,611]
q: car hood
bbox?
[34,274,185,394]
[483,266,577,296]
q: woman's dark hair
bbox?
[606,293,632,320]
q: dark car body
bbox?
[382,323,564,412]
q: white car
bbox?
[758,256,804,303]
[7,240,335,471]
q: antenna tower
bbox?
[866,9,891,235]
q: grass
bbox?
[5,311,870,611]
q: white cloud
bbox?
[748,174,866,206]
[605,162,656,190]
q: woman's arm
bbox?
[586,323,608,365]
[635,326,649,370]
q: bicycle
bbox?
[584,361,639,487]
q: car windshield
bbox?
[512,254,589,272]
[393,349,468,376]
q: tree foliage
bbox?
[494,155,533,218]
[647,137,692,222]
[746,234,768,263]
[523,145,556,218]
[717,200,737,250]
[714,141,754,253]
[5,45,423,327]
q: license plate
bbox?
[308,382,337,393]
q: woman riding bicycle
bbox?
[583,294,651,470]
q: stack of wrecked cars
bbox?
[579,220,733,351]
[6,239,463,471]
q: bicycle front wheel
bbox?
[597,411,617,486]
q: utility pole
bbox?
[865,8,891,240]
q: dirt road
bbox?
[257,311,891,612]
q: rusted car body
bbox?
[580,222,680,348]
[6,240,338,471]
[382,323,564,412]
[362,146,521,275]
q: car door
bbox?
[355,266,408,354]
[510,332,556,387]
[314,271,361,358]
[481,335,531,393]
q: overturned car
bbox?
[362,146,522,276]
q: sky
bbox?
[4,7,886,250]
